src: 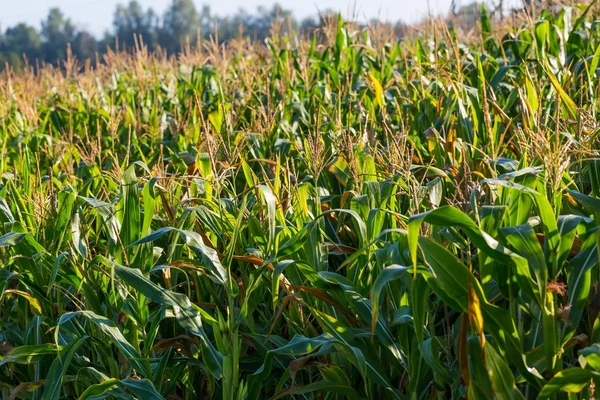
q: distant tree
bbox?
[1,23,42,56]
[249,5,296,40]
[0,1,415,72]
[199,5,214,34]
[159,0,200,52]
[41,8,76,62]
[72,30,98,61]
[113,1,158,50]
[216,4,297,42]
[215,9,246,40]
[300,16,320,33]
[0,23,42,68]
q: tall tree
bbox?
[159,0,200,52]
[1,23,42,56]
[216,4,296,42]
[113,1,158,50]
[0,23,42,69]
[41,8,76,62]
[72,30,98,61]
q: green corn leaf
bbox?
[568,190,600,214]
[543,64,578,120]
[120,378,165,399]
[0,344,58,365]
[538,368,595,399]
[78,379,121,400]
[57,310,150,378]
[499,223,547,298]
[370,264,409,336]
[0,231,27,247]
[485,343,525,400]
[41,336,88,400]
[421,337,452,384]
[272,380,362,399]
[565,229,599,338]
[579,344,600,370]
[109,260,223,378]
[131,226,227,284]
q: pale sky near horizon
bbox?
[1,0,481,36]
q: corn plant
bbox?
[1,3,600,399]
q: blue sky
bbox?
[2,0,467,36]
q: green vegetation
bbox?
[1,3,600,399]
[0,0,394,72]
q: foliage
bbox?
[1,2,600,399]
[0,1,334,71]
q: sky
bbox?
[1,0,465,37]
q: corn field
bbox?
[1,3,600,399]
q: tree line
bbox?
[0,0,397,71]
[1,0,528,71]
